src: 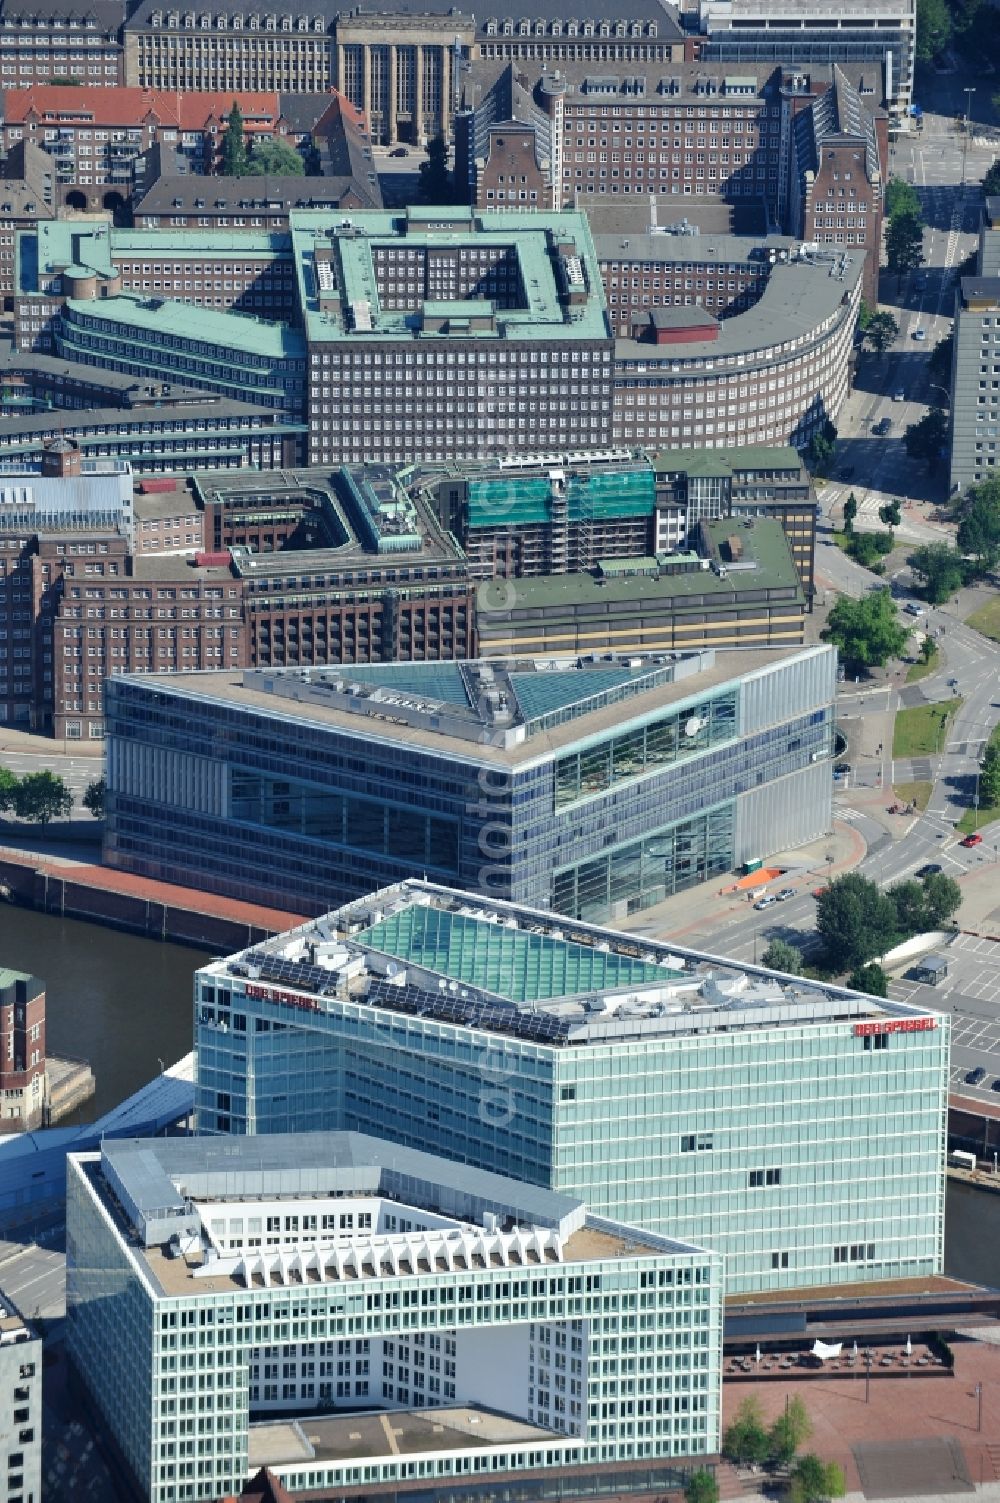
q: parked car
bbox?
[753,894,776,910]
[966,1066,987,1085]
[834,762,851,775]
[775,888,796,901]
[389,146,409,157]
[961,832,983,847]
[913,328,927,341]
[992,1079,1000,1092]
[872,417,892,435]
[893,389,905,401]
[915,863,942,878]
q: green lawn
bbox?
[966,596,1000,644]
[892,780,933,811]
[905,646,939,683]
[892,699,963,759]
[955,722,1000,835]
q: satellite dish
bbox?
[684,716,704,738]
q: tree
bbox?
[821,589,908,672]
[684,1471,720,1503]
[816,874,900,970]
[849,962,889,998]
[761,938,803,976]
[904,408,949,474]
[246,137,305,176]
[884,178,923,222]
[0,767,17,814]
[847,530,893,571]
[908,541,967,603]
[806,420,837,475]
[768,1397,812,1466]
[984,160,1000,197]
[722,1396,769,1467]
[842,492,857,534]
[920,635,936,665]
[957,475,1000,572]
[220,101,248,177]
[885,213,925,277]
[890,879,928,935]
[929,333,953,389]
[13,770,73,826]
[915,0,952,63]
[83,776,105,820]
[980,739,1000,806]
[418,135,453,202]
[922,871,962,926]
[862,311,899,355]
[787,1454,846,1503]
[879,500,902,530]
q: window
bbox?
[749,1168,781,1188]
[681,1133,714,1152]
[771,1251,789,1270]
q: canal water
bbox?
[0,904,211,1125]
[0,902,996,1286]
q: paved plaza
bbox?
[722,1331,1000,1498]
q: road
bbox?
[0,751,100,808]
[0,1234,65,1322]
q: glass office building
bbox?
[104,644,837,922]
[193,881,950,1298]
[67,1133,721,1503]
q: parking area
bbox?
[889,932,1000,1104]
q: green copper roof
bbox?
[357,903,679,1004]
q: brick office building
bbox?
[0,0,124,90]
[0,84,310,211]
[457,60,886,303]
[0,969,45,1133]
[294,205,614,466]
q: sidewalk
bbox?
[615,819,868,947]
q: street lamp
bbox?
[927,382,950,409]
[962,88,976,183]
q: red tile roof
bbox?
[3,85,284,130]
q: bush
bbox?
[786,1454,846,1503]
[684,1470,720,1503]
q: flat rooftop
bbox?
[81,1130,690,1300]
[616,246,864,364]
[249,1407,566,1469]
[121,643,828,765]
[193,467,467,575]
[196,878,947,1051]
[290,207,610,345]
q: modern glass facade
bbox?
[191,883,950,1298]
[67,1136,722,1503]
[104,645,836,923]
